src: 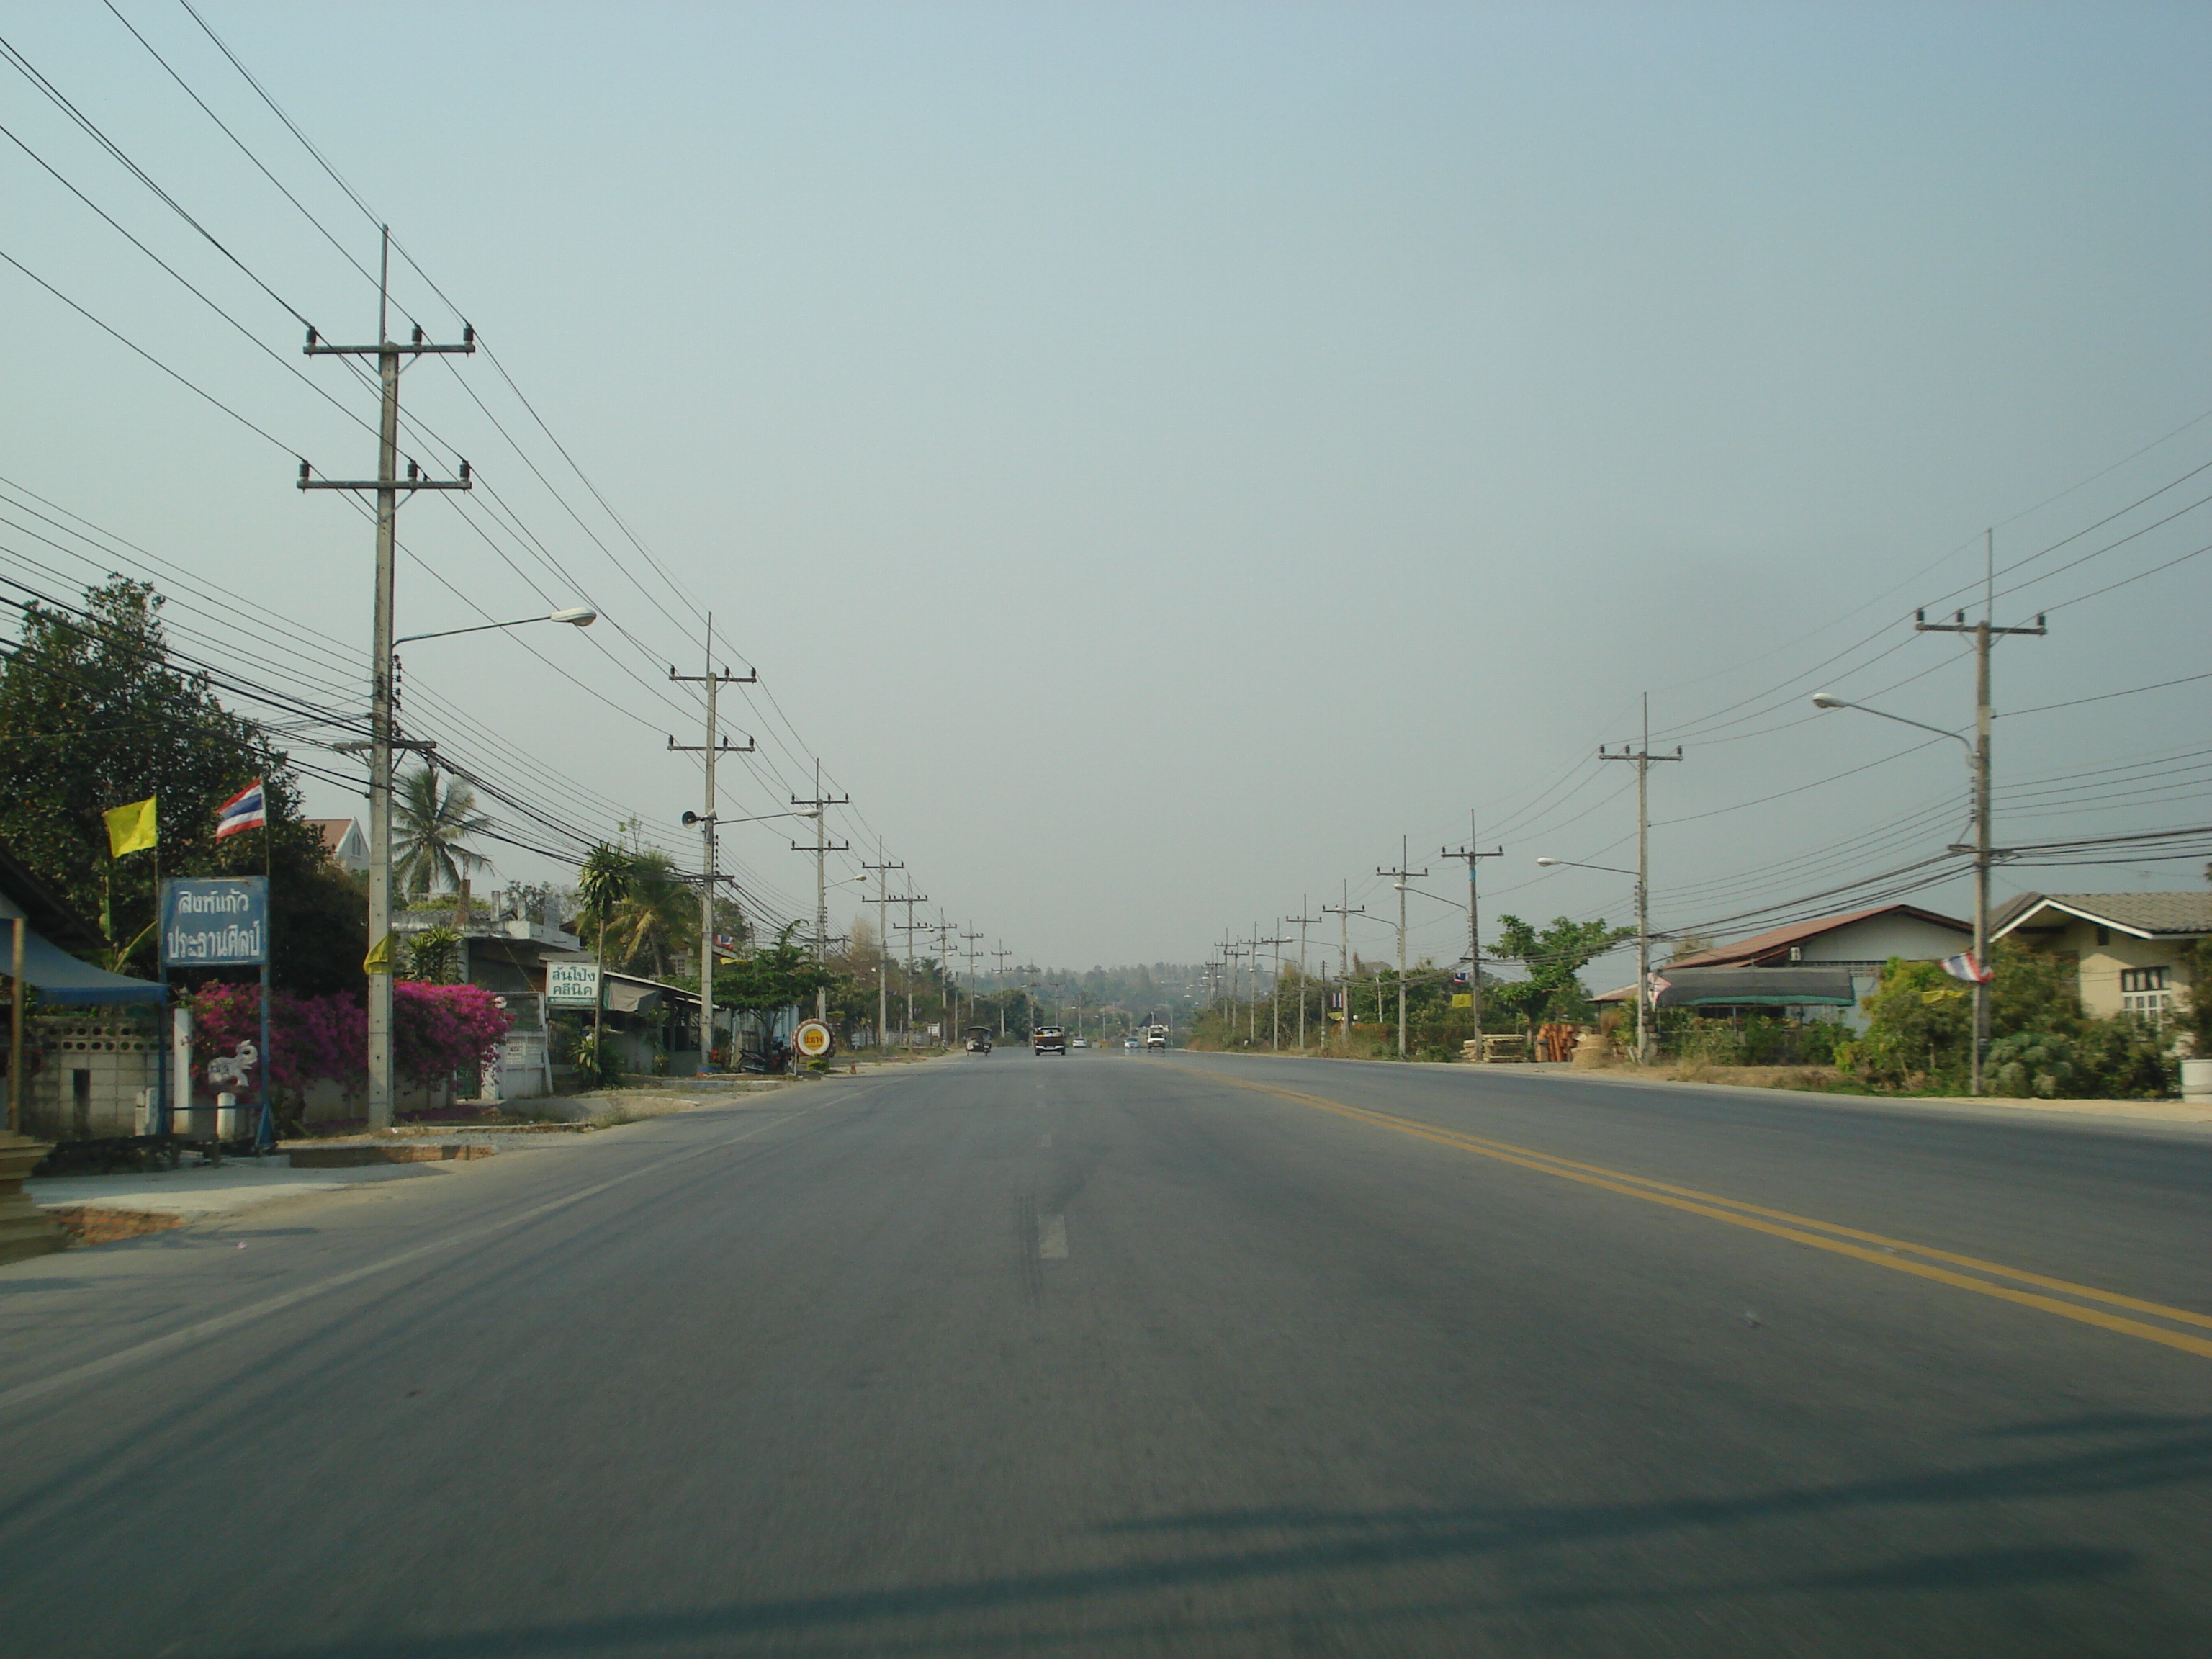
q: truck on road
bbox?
[1143,1023,1170,1050]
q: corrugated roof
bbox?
[1663,903,1969,970]
[1996,891,2212,939]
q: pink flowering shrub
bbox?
[187,982,509,1093]
[392,981,511,1082]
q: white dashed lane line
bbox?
[1038,1214,1069,1259]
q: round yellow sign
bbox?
[793,1018,835,1059]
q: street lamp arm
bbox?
[1534,855,1640,878]
[395,606,596,646]
[1808,693,1971,754]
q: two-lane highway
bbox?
[1,1051,2206,1656]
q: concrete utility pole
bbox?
[1376,840,1429,1058]
[1915,536,2046,1097]
[861,840,904,1051]
[934,913,959,1038]
[1286,899,1322,1053]
[299,227,474,1133]
[791,763,850,1020]
[668,615,757,1072]
[992,943,1014,1038]
[1323,881,1365,1056]
[961,930,986,1037]
[1442,819,1502,1060]
[1255,931,1289,1049]
[1599,696,1683,1066]
[891,896,930,1049]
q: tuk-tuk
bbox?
[965,1026,994,1055]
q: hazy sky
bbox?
[5,2,2211,979]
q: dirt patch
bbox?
[46,1206,184,1247]
[1662,1063,1845,1091]
[287,1143,498,1168]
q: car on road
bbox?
[1122,1036,1143,1051]
[1070,1037,1088,1049]
[1032,1025,1066,1056]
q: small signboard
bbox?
[546,961,602,1006]
[159,877,269,966]
[793,1018,835,1060]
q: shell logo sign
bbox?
[793,1019,835,1061]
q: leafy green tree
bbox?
[404,924,462,985]
[0,577,364,991]
[711,922,837,1029]
[393,765,493,898]
[1487,915,1635,1028]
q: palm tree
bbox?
[393,765,493,899]
[575,842,636,1081]
[598,849,691,979]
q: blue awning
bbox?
[10,925,166,1005]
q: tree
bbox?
[0,577,362,991]
[393,765,493,899]
[711,922,837,1039]
[595,848,691,979]
[1486,915,1635,1029]
[574,842,635,1079]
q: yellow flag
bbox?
[104,796,158,857]
[363,933,396,975]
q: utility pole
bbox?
[1255,930,1289,1048]
[1599,695,1683,1066]
[791,763,850,1020]
[961,930,985,1038]
[992,943,1014,1038]
[1441,819,1502,1060]
[1323,881,1365,1057]
[861,839,904,1051]
[299,226,474,1133]
[891,896,930,1049]
[1286,898,1322,1053]
[1376,839,1429,1058]
[1917,533,2046,1097]
[935,912,959,1040]
[668,616,757,1072]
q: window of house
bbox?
[2121,966,2172,1028]
[2095,925,2110,947]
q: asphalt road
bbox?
[1,1050,2208,1657]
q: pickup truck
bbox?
[1033,1025,1067,1056]
[1143,1025,1169,1050]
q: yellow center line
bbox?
[1171,1063,2212,1363]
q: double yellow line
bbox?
[1182,1064,2212,1363]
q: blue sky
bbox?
[4,2,2211,974]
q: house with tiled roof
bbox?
[1992,892,2212,1025]
[307,819,369,876]
[1596,903,1971,1025]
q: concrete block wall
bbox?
[26,1016,162,1141]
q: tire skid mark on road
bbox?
[0,1106,833,1416]
[1176,1063,2212,1363]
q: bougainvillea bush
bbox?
[188,982,509,1094]
[392,981,510,1084]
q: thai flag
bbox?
[215,779,266,839]
[1941,950,1994,985]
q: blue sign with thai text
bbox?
[160,876,270,966]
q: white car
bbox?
[1069,1037,1088,1049]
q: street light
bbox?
[395,606,596,646]
[1809,690,1992,1094]
[1534,855,1651,1064]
